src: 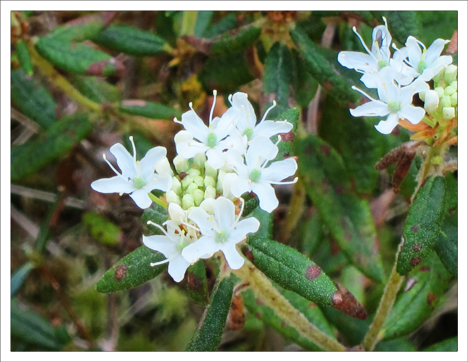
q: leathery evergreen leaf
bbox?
[424,336,458,351]
[35,36,124,76]
[397,176,446,275]
[120,100,181,120]
[271,108,299,163]
[11,262,36,297]
[95,246,167,293]
[11,68,58,129]
[71,75,121,103]
[82,212,121,246]
[186,260,209,307]
[16,40,34,75]
[186,277,233,351]
[381,252,452,340]
[93,25,171,56]
[296,135,385,282]
[11,113,92,181]
[243,237,367,319]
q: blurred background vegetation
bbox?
[10,10,457,351]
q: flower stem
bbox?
[148,193,168,208]
[233,259,347,351]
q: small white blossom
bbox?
[143,221,192,283]
[423,89,440,113]
[91,137,172,209]
[181,197,260,270]
[226,136,298,213]
[350,67,429,134]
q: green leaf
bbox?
[11,262,36,297]
[291,48,319,108]
[381,252,452,340]
[120,100,181,119]
[11,113,92,181]
[154,11,177,46]
[11,69,57,129]
[263,42,293,117]
[95,246,167,293]
[397,176,447,275]
[204,12,238,38]
[296,135,385,282]
[418,12,457,46]
[194,11,214,37]
[241,193,259,217]
[82,212,121,246]
[70,75,121,103]
[375,11,421,45]
[186,260,209,307]
[93,25,171,56]
[16,40,33,75]
[243,237,367,319]
[289,26,357,105]
[424,336,458,351]
[141,203,169,235]
[320,305,369,346]
[435,213,457,277]
[375,337,416,351]
[35,36,124,76]
[271,108,299,163]
[49,11,118,42]
[11,299,65,350]
[186,277,233,351]
[251,207,273,240]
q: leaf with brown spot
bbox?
[186,260,208,307]
[330,283,367,320]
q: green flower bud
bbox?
[204,176,216,188]
[450,92,458,107]
[186,182,199,195]
[205,163,217,179]
[193,189,204,206]
[433,67,445,83]
[166,190,181,205]
[444,86,456,96]
[450,81,457,90]
[182,194,195,210]
[419,91,426,102]
[173,155,189,173]
[444,64,458,83]
[181,175,194,190]
[194,175,204,188]
[442,107,455,120]
[440,95,451,108]
[217,170,227,194]
[186,168,201,178]
[431,156,442,165]
[434,87,445,98]
[204,185,216,200]
[171,177,182,196]
[192,153,206,170]
[424,90,439,114]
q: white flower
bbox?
[174,90,245,169]
[223,92,293,141]
[181,197,260,269]
[143,221,192,283]
[338,18,394,88]
[226,136,298,213]
[350,67,429,134]
[423,89,440,113]
[91,137,172,209]
[397,36,452,82]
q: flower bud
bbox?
[450,81,457,90]
[419,92,426,102]
[450,92,457,107]
[444,64,458,83]
[434,87,445,98]
[204,185,216,200]
[182,194,195,210]
[205,163,217,179]
[155,157,174,176]
[186,168,201,178]
[423,90,439,113]
[192,153,206,170]
[204,176,216,188]
[194,175,204,188]
[440,95,451,108]
[193,189,204,206]
[431,156,442,165]
[186,182,199,195]
[171,177,182,196]
[216,170,227,194]
[442,107,455,120]
[432,67,445,83]
[166,190,181,205]
[444,85,456,96]
[181,175,194,190]
[173,155,189,173]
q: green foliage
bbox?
[186,277,233,351]
[376,11,421,45]
[271,108,299,163]
[16,40,33,75]
[11,262,36,297]
[209,24,261,55]
[424,336,458,351]
[71,75,121,103]
[186,260,209,307]
[297,136,385,282]
[82,212,121,246]
[120,100,181,119]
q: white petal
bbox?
[144,173,173,193]
[181,236,220,264]
[168,203,186,225]
[139,147,167,175]
[337,51,378,73]
[360,73,382,89]
[206,148,225,169]
[109,143,136,178]
[231,92,257,129]
[188,207,214,235]
[213,197,236,230]
[261,158,298,182]
[374,113,399,134]
[254,120,293,139]
[251,182,278,213]
[377,67,399,102]
[142,235,178,257]
[221,172,238,199]
[246,136,278,168]
[350,100,389,117]
[225,150,249,177]
[167,255,191,282]
[220,243,244,270]
[425,39,449,65]
[154,157,174,176]
[230,217,260,242]
[91,176,135,194]
[181,110,209,142]
[129,189,152,209]
[400,80,429,105]
[176,139,208,159]
[405,36,423,68]
[399,105,426,125]
[371,24,392,59]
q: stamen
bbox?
[235,198,245,224]
[209,90,217,125]
[189,102,194,111]
[259,100,277,124]
[352,27,375,59]
[269,177,299,185]
[103,154,124,178]
[174,117,183,125]
[147,220,170,237]
[129,136,137,163]
[228,94,233,106]
[150,259,170,267]
[181,221,200,232]
[275,135,282,146]
[352,86,379,103]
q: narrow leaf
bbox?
[186,260,209,307]
[16,40,33,75]
[271,108,299,163]
[424,336,458,351]
[141,203,169,234]
[291,48,318,108]
[11,262,36,297]
[186,277,233,351]
[82,212,121,246]
[397,176,447,275]
[35,36,124,76]
[120,100,181,120]
[297,135,385,282]
[251,207,273,240]
[11,113,92,181]
[71,76,121,103]
[204,12,238,38]
[11,69,57,129]
[93,25,171,56]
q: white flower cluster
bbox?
[91,92,298,282]
[338,18,453,134]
